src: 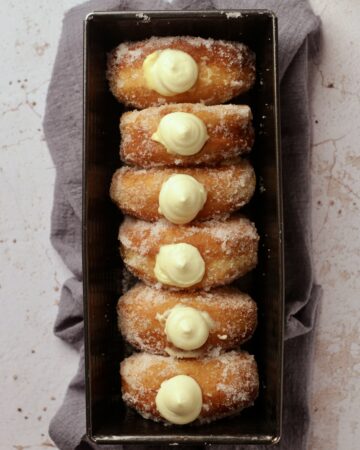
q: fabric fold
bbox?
[43,1,321,448]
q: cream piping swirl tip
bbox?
[155,374,202,424]
[152,112,208,156]
[143,49,198,96]
[158,174,207,224]
[154,243,205,288]
[165,305,213,350]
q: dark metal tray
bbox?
[83,10,283,446]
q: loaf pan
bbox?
[83,10,284,445]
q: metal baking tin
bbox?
[83,10,283,445]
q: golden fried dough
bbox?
[118,215,259,290]
[120,104,254,167]
[107,36,255,108]
[121,351,259,424]
[117,283,257,357]
[110,161,256,222]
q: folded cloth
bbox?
[43,1,321,449]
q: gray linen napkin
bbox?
[43,1,321,449]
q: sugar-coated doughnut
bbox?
[107,36,255,108]
[120,351,259,424]
[117,282,257,358]
[118,215,259,290]
[119,104,254,167]
[110,161,256,222]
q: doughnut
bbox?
[117,282,257,358]
[120,351,259,424]
[110,161,256,223]
[119,104,254,167]
[118,215,259,290]
[107,36,255,108]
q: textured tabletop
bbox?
[0,1,359,449]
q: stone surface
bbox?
[308,1,360,449]
[0,1,81,449]
[0,1,359,449]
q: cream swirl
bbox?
[143,49,198,96]
[155,375,202,424]
[154,243,205,288]
[158,174,207,224]
[165,305,214,350]
[152,112,208,156]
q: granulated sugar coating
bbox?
[110,160,256,221]
[119,103,254,167]
[117,283,257,357]
[118,215,259,290]
[106,32,260,427]
[107,36,255,108]
[120,351,259,424]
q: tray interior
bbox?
[83,10,283,445]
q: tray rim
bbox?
[82,8,284,445]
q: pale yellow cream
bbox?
[143,49,198,96]
[155,375,202,424]
[158,174,207,224]
[154,243,205,288]
[152,112,208,156]
[165,305,214,350]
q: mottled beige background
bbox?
[0,0,359,449]
[309,1,360,449]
